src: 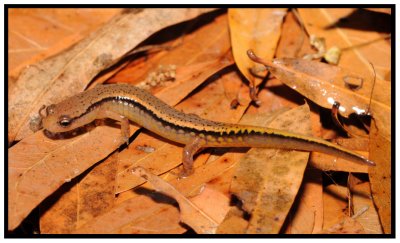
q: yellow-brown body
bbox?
[41,84,375,176]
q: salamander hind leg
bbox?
[179,137,204,178]
[120,117,130,146]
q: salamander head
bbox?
[40,104,69,133]
[40,96,96,133]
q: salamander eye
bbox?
[59,116,72,127]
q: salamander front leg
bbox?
[97,109,130,146]
[180,137,204,178]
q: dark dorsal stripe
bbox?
[70,96,342,151]
[70,96,265,138]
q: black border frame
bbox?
[4,4,396,238]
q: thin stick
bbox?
[366,62,376,116]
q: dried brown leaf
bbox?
[204,163,236,198]
[39,182,79,234]
[72,193,183,234]
[8,125,125,230]
[186,186,231,225]
[283,167,323,234]
[112,206,185,234]
[285,201,315,234]
[216,207,249,234]
[309,152,369,173]
[275,11,316,59]
[319,216,365,234]
[108,13,231,85]
[364,8,391,15]
[322,184,349,231]
[333,137,369,151]
[40,152,119,233]
[155,60,234,106]
[228,8,287,101]
[116,137,210,194]
[368,121,391,234]
[132,167,220,234]
[253,57,391,142]
[298,8,391,81]
[9,9,120,78]
[351,181,383,234]
[267,58,389,117]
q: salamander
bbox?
[40,83,375,176]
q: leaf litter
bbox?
[8,8,215,143]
